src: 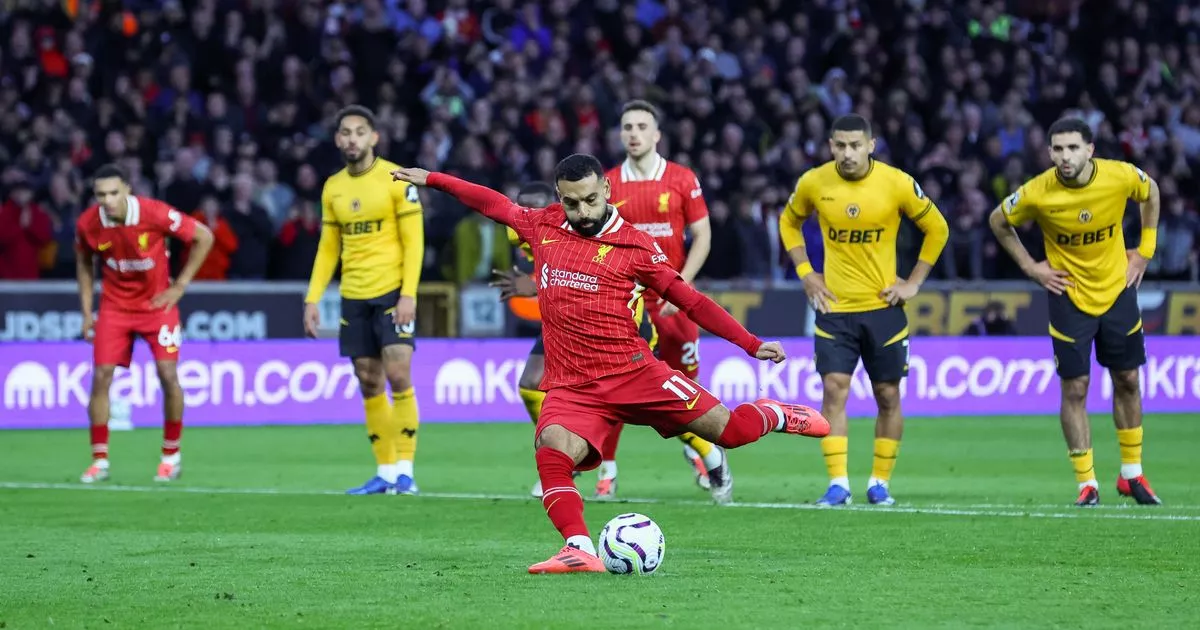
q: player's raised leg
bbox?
[382,338,420,495]
[154,359,185,481]
[82,364,115,483]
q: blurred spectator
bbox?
[0,0,1196,287]
[699,200,740,280]
[442,206,513,287]
[273,200,323,280]
[963,301,1018,336]
[189,195,239,281]
[223,174,274,280]
[1150,197,1200,282]
[0,181,53,280]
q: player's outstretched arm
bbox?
[392,167,527,229]
[988,206,1072,295]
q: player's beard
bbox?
[342,148,372,171]
[569,207,611,237]
[1057,158,1086,181]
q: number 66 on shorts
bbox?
[93,309,184,367]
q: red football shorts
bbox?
[93,308,182,367]
[650,307,701,375]
[536,360,721,470]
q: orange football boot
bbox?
[756,399,831,438]
[528,545,606,574]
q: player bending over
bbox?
[393,154,830,574]
[779,114,949,506]
[988,117,1161,507]
[304,106,425,495]
[593,100,722,499]
[76,164,214,483]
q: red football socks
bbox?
[600,423,623,461]
[90,424,109,460]
[536,447,589,540]
[162,419,182,456]
[716,402,775,448]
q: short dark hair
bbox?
[92,164,128,183]
[830,114,872,138]
[518,181,555,199]
[1047,117,1093,144]
[621,99,662,124]
[336,105,377,130]
[554,154,605,184]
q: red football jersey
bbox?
[606,154,708,273]
[75,196,199,313]
[427,173,761,391]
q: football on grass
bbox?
[598,513,665,575]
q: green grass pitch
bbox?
[1,415,1198,629]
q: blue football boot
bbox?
[395,474,420,495]
[816,484,853,506]
[866,482,896,506]
[346,476,395,495]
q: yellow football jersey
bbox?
[1003,158,1151,316]
[305,158,424,302]
[781,160,949,313]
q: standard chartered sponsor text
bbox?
[548,269,599,292]
[33,358,358,408]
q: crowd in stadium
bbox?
[0,0,1197,284]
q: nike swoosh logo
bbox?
[166,346,178,354]
[685,393,702,410]
[614,200,628,208]
[97,242,112,251]
[541,237,559,244]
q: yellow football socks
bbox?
[392,388,419,464]
[821,436,849,485]
[1117,426,1144,478]
[519,387,546,424]
[678,433,714,458]
[871,438,900,482]
[363,393,397,466]
[1069,448,1096,486]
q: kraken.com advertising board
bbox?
[2,338,1199,429]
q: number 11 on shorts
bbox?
[661,374,699,401]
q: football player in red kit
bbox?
[599,100,716,499]
[392,155,830,574]
[74,165,214,483]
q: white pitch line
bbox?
[2,481,1197,522]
